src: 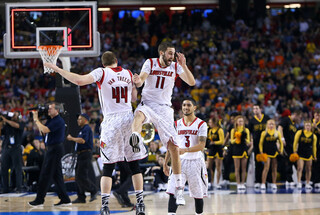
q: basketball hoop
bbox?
[38,45,63,74]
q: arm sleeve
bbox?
[230,128,235,144]
[141,59,152,75]
[293,130,302,153]
[89,68,104,82]
[259,131,266,153]
[214,128,224,145]
[278,132,284,154]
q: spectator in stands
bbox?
[147,140,161,164]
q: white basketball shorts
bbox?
[167,157,208,199]
[135,101,180,147]
[100,111,147,164]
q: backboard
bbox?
[4,2,100,58]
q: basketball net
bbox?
[38,45,63,74]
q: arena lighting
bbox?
[284,4,301,9]
[98,7,110,11]
[140,7,156,11]
[170,6,186,11]
[266,5,270,9]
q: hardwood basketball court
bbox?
[1,187,320,215]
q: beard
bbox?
[183,111,192,116]
[162,54,172,66]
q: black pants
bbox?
[1,145,23,191]
[35,143,70,203]
[75,151,97,200]
[153,168,168,187]
[253,145,263,183]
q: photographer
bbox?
[0,111,25,193]
[28,102,71,207]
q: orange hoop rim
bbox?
[38,45,63,50]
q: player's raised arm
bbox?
[44,63,95,86]
[175,52,195,86]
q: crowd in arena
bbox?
[1,6,320,193]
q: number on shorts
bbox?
[155,76,165,89]
[112,86,128,103]
[185,136,190,147]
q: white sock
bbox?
[174,174,183,188]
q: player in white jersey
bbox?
[44,51,147,215]
[130,41,195,206]
[165,98,208,215]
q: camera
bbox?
[29,104,49,120]
[0,111,15,121]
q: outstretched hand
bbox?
[133,73,141,85]
[175,52,186,66]
[44,63,59,72]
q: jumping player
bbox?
[129,41,195,205]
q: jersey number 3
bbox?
[184,136,190,147]
[112,86,128,103]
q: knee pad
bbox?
[128,160,141,175]
[195,198,203,214]
[102,163,115,177]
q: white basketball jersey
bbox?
[141,58,184,106]
[90,66,133,115]
[175,117,208,160]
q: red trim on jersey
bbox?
[182,117,198,127]
[96,68,105,89]
[175,62,179,80]
[174,121,177,128]
[157,58,168,68]
[110,66,122,72]
[128,69,133,85]
[198,120,205,129]
[149,58,153,71]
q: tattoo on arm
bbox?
[199,136,207,143]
